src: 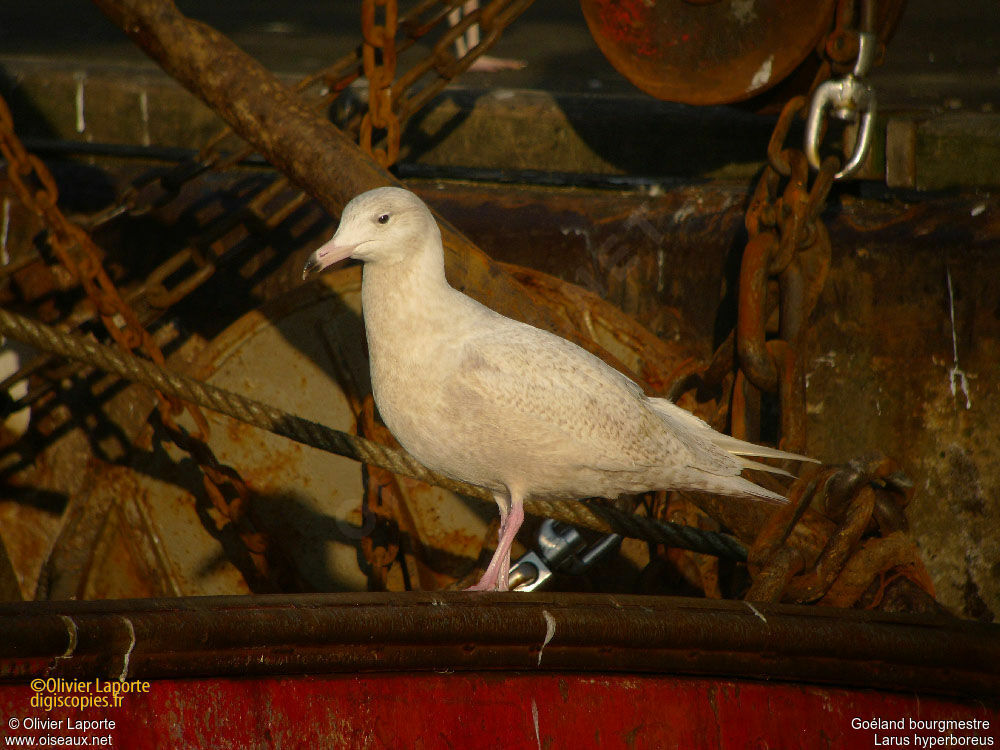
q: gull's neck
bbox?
[361,234,468,342]
[363,233,448,296]
[360,233,479,407]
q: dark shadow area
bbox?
[0,65,60,141]
[553,84,779,180]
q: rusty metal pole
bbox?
[2,593,997,696]
[89,0,568,336]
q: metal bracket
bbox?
[510,519,622,592]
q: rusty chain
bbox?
[391,0,533,122]
[0,93,274,584]
[361,0,401,167]
[357,0,403,576]
[358,0,533,163]
[734,95,836,455]
[745,457,933,608]
[717,0,935,607]
[723,0,877,457]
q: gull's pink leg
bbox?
[496,498,523,590]
[498,526,512,592]
[467,491,524,591]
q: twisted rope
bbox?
[0,308,747,561]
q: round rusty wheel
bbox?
[580,0,839,105]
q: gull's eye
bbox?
[377,213,390,225]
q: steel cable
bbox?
[0,307,748,561]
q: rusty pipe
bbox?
[1,593,996,697]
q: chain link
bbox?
[720,0,934,606]
[355,0,533,165]
[730,1,879,452]
[733,94,835,455]
[361,0,401,167]
[392,0,533,122]
[745,457,932,606]
[0,93,273,582]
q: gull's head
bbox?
[302,187,439,279]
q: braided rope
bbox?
[0,308,747,561]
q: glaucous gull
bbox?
[303,187,814,591]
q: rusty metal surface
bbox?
[579,0,838,105]
[579,0,907,109]
[0,592,998,697]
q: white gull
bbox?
[303,187,814,591]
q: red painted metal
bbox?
[0,673,996,748]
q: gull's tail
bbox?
[647,397,819,504]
